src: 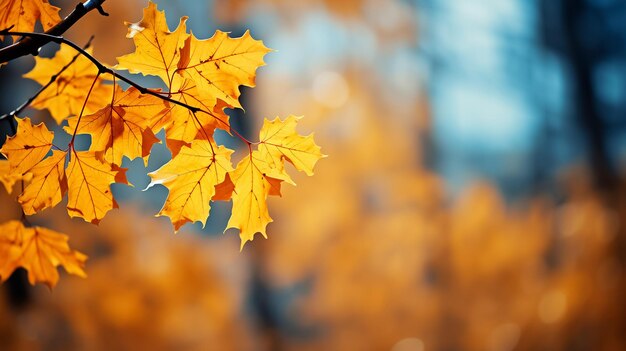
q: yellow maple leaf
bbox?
[18,149,67,215]
[65,85,164,166]
[24,44,111,124]
[66,151,128,224]
[257,115,325,183]
[0,117,53,175]
[178,30,272,109]
[0,220,86,289]
[151,76,230,156]
[147,140,233,231]
[225,116,324,248]
[226,150,289,249]
[0,0,60,41]
[116,1,189,88]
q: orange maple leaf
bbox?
[1,117,128,223]
[19,149,67,215]
[65,85,164,166]
[24,44,112,124]
[0,117,53,175]
[0,118,65,214]
[66,151,129,224]
[0,220,86,289]
[0,0,61,41]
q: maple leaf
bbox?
[226,151,288,249]
[0,117,53,175]
[0,220,86,289]
[151,76,230,156]
[19,226,87,288]
[65,85,164,166]
[24,44,111,124]
[147,140,233,231]
[225,117,324,248]
[177,30,272,109]
[0,0,61,41]
[19,149,67,215]
[116,1,189,88]
[0,117,64,215]
[66,151,128,224]
[257,116,325,183]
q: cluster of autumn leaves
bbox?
[0,2,324,287]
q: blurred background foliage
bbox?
[1,0,625,350]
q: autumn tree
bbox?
[0,0,324,287]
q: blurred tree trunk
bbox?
[561,0,616,194]
[542,1,626,349]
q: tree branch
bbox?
[0,0,107,64]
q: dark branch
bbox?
[0,0,107,64]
